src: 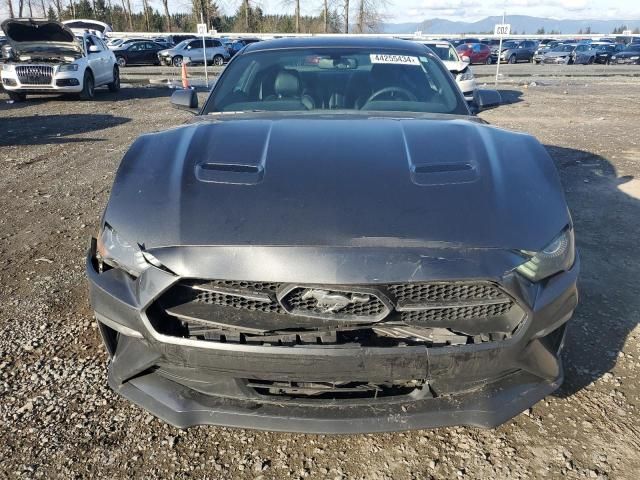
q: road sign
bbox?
[494,23,511,36]
[196,23,207,35]
[622,30,632,36]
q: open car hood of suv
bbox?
[104,113,569,253]
[1,18,82,57]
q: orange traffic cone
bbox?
[181,61,190,89]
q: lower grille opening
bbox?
[246,378,427,400]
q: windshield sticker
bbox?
[370,54,421,65]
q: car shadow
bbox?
[0,114,131,146]
[0,84,172,109]
[544,144,640,398]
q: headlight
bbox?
[516,228,575,282]
[611,56,617,59]
[458,70,474,81]
[58,64,79,72]
[96,223,157,277]
[2,63,15,71]
[631,56,639,60]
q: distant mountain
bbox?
[381,15,640,35]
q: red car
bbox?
[456,43,492,64]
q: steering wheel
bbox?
[365,86,417,105]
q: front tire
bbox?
[508,54,517,64]
[116,56,126,68]
[108,66,120,92]
[172,56,183,67]
[485,57,492,65]
[213,54,224,66]
[79,70,95,100]
[8,92,27,102]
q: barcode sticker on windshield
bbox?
[370,54,421,65]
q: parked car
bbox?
[107,37,147,50]
[157,38,230,67]
[541,44,578,64]
[574,42,615,64]
[1,18,119,102]
[533,41,562,63]
[112,41,165,67]
[451,37,481,47]
[88,37,578,433]
[455,42,492,64]
[489,40,517,63]
[227,38,261,57]
[499,40,537,64]
[163,34,196,45]
[611,43,640,64]
[593,43,625,64]
[422,40,477,101]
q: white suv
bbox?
[420,41,477,102]
[1,18,119,102]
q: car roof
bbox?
[242,36,428,54]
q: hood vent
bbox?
[195,162,264,185]
[410,162,477,186]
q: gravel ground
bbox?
[0,77,639,479]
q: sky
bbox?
[2,0,640,24]
[218,0,640,23]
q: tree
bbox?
[6,0,15,17]
[162,0,172,32]
[343,0,348,33]
[47,3,56,18]
[536,27,545,35]
[353,0,386,33]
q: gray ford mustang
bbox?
[87,37,579,433]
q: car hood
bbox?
[615,51,640,58]
[1,18,82,57]
[544,51,571,58]
[441,60,469,73]
[104,113,569,253]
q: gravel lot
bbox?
[1,75,639,479]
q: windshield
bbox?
[553,45,575,52]
[624,44,640,51]
[423,43,458,61]
[204,47,467,115]
[173,40,189,50]
[502,41,518,49]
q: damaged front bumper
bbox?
[87,240,579,433]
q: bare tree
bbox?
[343,0,348,33]
[142,0,151,31]
[295,0,300,32]
[323,0,328,33]
[6,0,15,17]
[243,0,249,31]
[27,0,33,16]
[120,0,133,30]
[162,0,172,32]
[53,0,62,18]
[40,0,46,16]
[353,0,386,33]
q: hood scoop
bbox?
[190,120,272,185]
[195,162,264,184]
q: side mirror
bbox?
[472,89,502,112]
[461,55,470,63]
[171,89,199,112]
[88,45,100,53]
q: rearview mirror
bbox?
[88,45,100,53]
[171,89,199,112]
[461,55,470,63]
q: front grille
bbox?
[401,301,513,324]
[16,65,54,85]
[153,279,523,347]
[388,282,506,303]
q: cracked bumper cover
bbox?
[87,241,579,433]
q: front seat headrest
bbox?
[274,70,300,98]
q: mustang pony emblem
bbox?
[301,289,370,313]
